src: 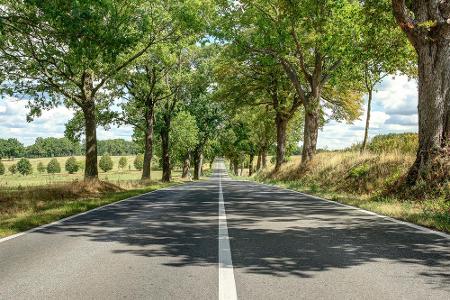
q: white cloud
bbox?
[316,75,418,150]
[0,96,133,146]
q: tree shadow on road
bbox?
[38,176,450,291]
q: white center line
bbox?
[218,161,238,300]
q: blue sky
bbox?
[0,75,418,149]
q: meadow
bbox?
[0,156,171,187]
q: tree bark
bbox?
[249,154,254,176]
[261,148,267,168]
[193,148,203,180]
[161,114,171,182]
[256,152,262,171]
[141,105,154,180]
[301,104,320,167]
[82,72,98,181]
[392,0,450,184]
[233,160,239,176]
[275,113,288,171]
[361,89,373,153]
[182,154,190,178]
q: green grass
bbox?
[0,181,179,238]
[0,156,180,187]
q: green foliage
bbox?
[97,140,139,156]
[99,154,114,172]
[65,157,79,174]
[0,138,25,159]
[8,164,17,175]
[47,158,61,174]
[0,161,4,175]
[349,164,370,179]
[134,154,144,171]
[37,162,46,173]
[368,133,418,154]
[118,157,128,170]
[17,158,33,176]
[26,137,81,158]
[169,111,199,165]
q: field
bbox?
[0,156,176,187]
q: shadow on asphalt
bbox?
[38,168,449,290]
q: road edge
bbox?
[0,184,180,244]
[232,178,450,240]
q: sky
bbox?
[0,75,418,149]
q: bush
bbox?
[17,158,33,176]
[368,133,418,154]
[0,161,4,175]
[118,157,127,169]
[47,158,61,174]
[37,162,46,173]
[8,164,17,175]
[99,154,113,172]
[65,157,79,174]
[134,154,144,171]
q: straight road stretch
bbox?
[0,159,449,299]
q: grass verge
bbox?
[233,152,449,234]
[0,181,179,238]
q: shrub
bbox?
[349,163,370,179]
[118,157,127,169]
[17,158,33,175]
[65,157,79,174]
[99,154,113,172]
[8,164,17,175]
[134,154,144,171]
[37,162,46,173]
[368,133,418,154]
[0,161,4,175]
[47,158,61,174]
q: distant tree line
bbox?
[0,138,139,159]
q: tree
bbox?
[218,0,363,169]
[391,0,450,185]
[65,157,79,174]
[8,164,16,175]
[134,154,144,171]
[0,161,4,175]
[47,158,61,174]
[26,137,81,158]
[17,158,32,176]
[119,157,128,170]
[358,0,415,153]
[0,138,25,159]
[37,162,46,173]
[99,154,113,173]
[0,1,170,180]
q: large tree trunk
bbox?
[193,148,203,180]
[82,72,98,181]
[249,154,254,176]
[275,113,288,171]
[161,115,171,182]
[233,160,239,176]
[406,42,450,184]
[301,105,320,167]
[256,152,262,171]
[261,148,267,168]
[361,89,373,153]
[392,0,450,185]
[141,105,154,180]
[182,154,190,178]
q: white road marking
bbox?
[217,161,238,300]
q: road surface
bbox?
[0,160,449,299]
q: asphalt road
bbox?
[0,160,449,299]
